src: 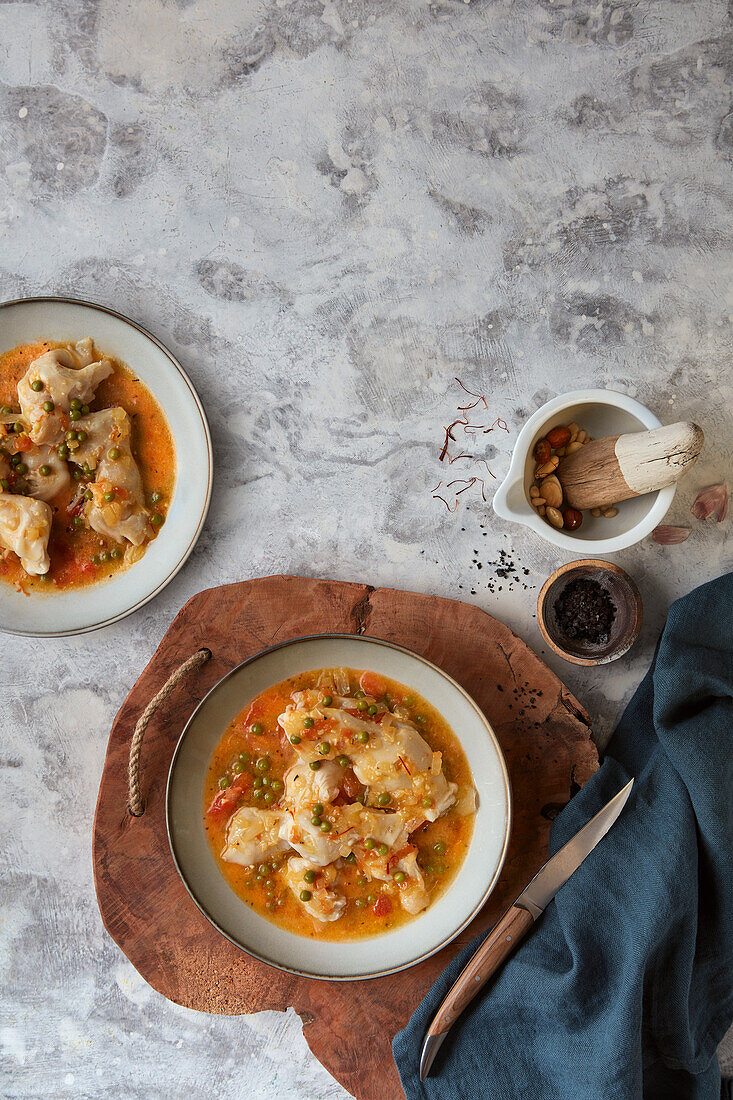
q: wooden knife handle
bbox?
[426,905,535,1039]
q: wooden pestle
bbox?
[557,422,704,511]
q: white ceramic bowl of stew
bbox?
[167,634,511,981]
[0,297,212,635]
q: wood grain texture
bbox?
[429,905,535,1036]
[93,575,598,1100]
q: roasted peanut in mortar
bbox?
[529,423,620,531]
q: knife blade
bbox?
[419,778,634,1081]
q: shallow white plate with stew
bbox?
[0,297,212,636]
[167,634,511,981]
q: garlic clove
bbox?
[691,483,728,523]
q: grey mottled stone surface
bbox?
[1,0,731,1096]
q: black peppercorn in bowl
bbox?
[537,560,642,666]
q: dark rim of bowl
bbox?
[0,295,213,637]
[166,632,512,982]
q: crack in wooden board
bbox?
[93,575,598,1100]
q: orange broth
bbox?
[0,340,176,592]
[204,668,475,940]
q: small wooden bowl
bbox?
[537,560,642,666]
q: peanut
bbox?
[533,497,546,507]
[565,440,583,455]
[545,506,564,529]
[576,429,587,443]
[591,507,602,517]
[602,507,618,518]
[529,485,540,498]
[567,422,580,439]
[535,456,560,478]
[555,446,567,457]
[539,475,563,508]
[536,505,546,516]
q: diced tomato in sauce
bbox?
[206,772,251,816]
[359,671,388,698]
[373,895,392,918]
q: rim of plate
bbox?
[0,295,213,637]
[166,632,512,981]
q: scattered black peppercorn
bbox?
[553,578,616,645]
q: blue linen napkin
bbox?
[394,573,733,1099]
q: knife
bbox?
[420,778,634,1081]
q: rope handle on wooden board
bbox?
[127,647,212,816]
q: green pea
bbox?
[13,422,23,433]
[309,761,321,771]
[345,852,356,865]
[363,839,375,851]
[0,479,7,490]
[70,399,82,411]
[69,409,81,421]
[377,793,390,807]
[299,890,312,902]
[91,555,100,565]
[253,787,264,799]
[255,873,264,882]
[263,790,276,804]
[435,862,445,874]
[66,431,78,442]
[302,716,314,729]
[356,731,369,744]
[258,864,269,874]
[290,735,301,745]
[232,760,244,774]
[39,464,51,477]
[1,406,12,415]
[321,695,333,707]
[84,489,93,501]
[394,871,406,883]
[320,821,332,833]
[313,804,324,815]
[355,690,365,699]
[416,715,426,724]
[250,722,263,734]
[270,779,283,793]
[260,776,270,787]
[311,815,322,827]
[41,400,54,413]
[421,797,433,809]
[73,516,83,528]
[355,898,366,908]
[100,550,111,563]
[111,548,122,560]
[368,704,378,715]
[377,843,388,856]
[103,490,115,502]
[405,696,415,706]
[73,469,83,481]
[304,870,316,883]
[239,752,250,764]
[318,741,330,756]
[426,864,435,874]
[218,776,229,789]
[252,776,263,788]
[356,700,367,712]
[151,490,162,503]
[367,894,377,905]
[81,404,90,415]
[57,444,69,459]
[30,379,44,392]
[356,876,368,886]
[337,755,349,767]
[255,757,270,772]
[108,447,120,460]
[433,841,446,855]
[9,454,20,466]
[15,462,26,475]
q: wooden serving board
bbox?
[93,576,598,1100]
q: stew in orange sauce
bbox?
[204,668,475,940]
[0,339,175,592]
